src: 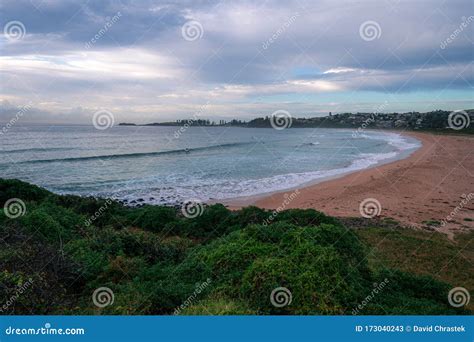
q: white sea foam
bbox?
[358,132,420,151]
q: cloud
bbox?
[0,0,473,123]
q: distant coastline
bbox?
[119,109,474,133]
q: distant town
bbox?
[119,109,474,132]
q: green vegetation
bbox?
[0,179,470,315]
[354,226,474,312]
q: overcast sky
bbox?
[0,0,473,124]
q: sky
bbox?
[0,0,473,124]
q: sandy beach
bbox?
[231,131,474,237]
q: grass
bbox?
[355,226,474,311]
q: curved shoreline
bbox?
[226,131,474,236]
[221,131,422,208]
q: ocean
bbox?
[0,125,421,205]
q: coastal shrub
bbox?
[128,205,177,232]
[115,229,192,263]
[162,204,234,239]
[171,222,369,314]
[0,178,470,315]
[0,179,50,204]
[241,250,355,314]
[54,195,129,228]
[128,262,209,314]
[171,221,466,315]
[362,269,465,315]
[282,223,369,269]
[231,206,268,226]
[183,203,233,237]
[64,239,110,280]
[20,208,66,243]
[0,271,47,314]
[239,227,368,314]
[103,255,149,281]
[0,223,84,314]
[273,208,340,227]
[176,230,276,291]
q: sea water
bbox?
[0,125,421,205]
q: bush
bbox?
[273,208,340,226]
[128,205,177,232]
[0,179,50,204]
[0,178,469,315]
